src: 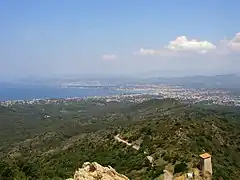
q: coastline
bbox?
[0,85,150,103]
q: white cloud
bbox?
[165,36,216,52]
[228,32,240,52]
[136,35,217,56]
[102,54,117,60]
[137,48,180,57]
[138,48,160,55]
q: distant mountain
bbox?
[143,74,240,88]
[5,74,240,89]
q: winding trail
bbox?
[114,134,153,164]
[114,134,132,146]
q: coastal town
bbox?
[1,85,240,107]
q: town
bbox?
[1,85,240,107]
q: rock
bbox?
[163,170,173,180]
[147,155,154,164]
[67,162,129,180]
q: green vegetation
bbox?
[174,163,188,174]
[0,99,240,179]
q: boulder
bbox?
[67,162,129,180]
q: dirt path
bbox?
[114,134,153,164]
[114,134,132,146]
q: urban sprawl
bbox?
[1,85,240,107]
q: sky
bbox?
[0,0,240,79]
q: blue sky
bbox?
[0,0,240,79]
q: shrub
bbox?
[174,163,188,174]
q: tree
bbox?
[21,162,40,179]
[0,161,14,179]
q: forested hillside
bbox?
[0,99,240,179]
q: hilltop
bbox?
[0,99,240,179]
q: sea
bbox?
[0,85,126,101]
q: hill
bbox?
[0,99,240,179]
[143,74,240,89]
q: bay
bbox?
[0,85,123,101]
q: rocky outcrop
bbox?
[66,162,129,180]
[163,170,173,180]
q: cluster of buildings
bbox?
[0,93,155,107]
[1,85,240,107]
[150,85,240,106]
[116,84,240,106]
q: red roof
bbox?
[199,153,211,159]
